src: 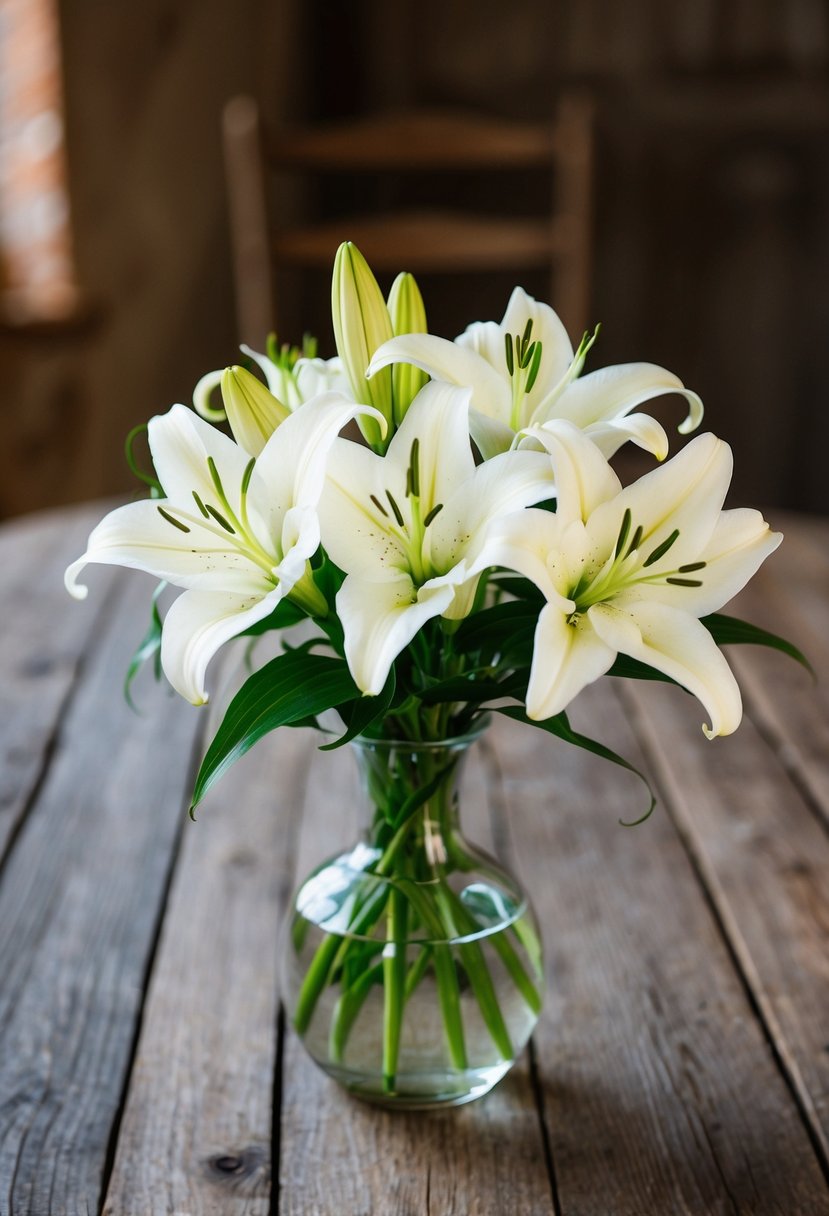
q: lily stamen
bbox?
[643,528,680,567]
[158,506,191,534]
[386,490,405,528]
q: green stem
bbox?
[293,882,389,1035]
[397,878,467,1070]
[444,886,542,1016]
[329,961,382,1064]
[382,885,408,1093]
[404,945,432,1001]
[434,885,513,1061]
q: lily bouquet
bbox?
[65,243,799,1106]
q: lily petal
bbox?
[524,604,615,720]
[582,412,670,462]
[468,408,516,460]
[387,381,476,514]
[253,392,385,529]
[64,498,270,598]
[588,432,732,570]
[337,574,455,694]
[589,600,743,737]
[627,509,782,617]
[319,439,410,581]
[549,362,703,436]
[496,286,575,398]
[161,584,285,705]
[522,419,622,528]
[482,509,580,606]
[149,404,253,519]
[428,449,554,571]
[192,369,226,422]
[369,333,512,422]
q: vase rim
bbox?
[351,712,491,753]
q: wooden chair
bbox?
[222,97,594,350]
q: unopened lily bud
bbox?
[331,241,393,450]
[220,365,290,456]
[387,272,429,424]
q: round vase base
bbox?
[318,1059,513,1110]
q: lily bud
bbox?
[387,272,429,424]
[331,241,393,450]
[220,365,290,456]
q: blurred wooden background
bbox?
[1,0,827,519]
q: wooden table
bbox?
[1,501,828,1215]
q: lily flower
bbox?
[66,395,380,705]
[317,381,555,695]
[485,421,781,736]
[368,286,703,461]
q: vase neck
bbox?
[350,732,482,869]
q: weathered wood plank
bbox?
[0,503,116,859]
[494,691,829,1214]
[0,566,202,1215]
[725,514,829,828]
[621,653,829,1166]
[102,722,316,1216]
[278,734,555,1216]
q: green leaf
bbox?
[123,581,166,710]
[489,574,545,603]
[320,669,397,750]
[607,654,680,685]
[493,705,656,826]
[454,600,539,657]
[419,668,529,706]
[702,613,814,677]
[191,651,360,810]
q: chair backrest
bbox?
[222,97,594,350]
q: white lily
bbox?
[66,395,380,705]
[486,421,781,736]
[318,381,555,695]
[368,286,703,461]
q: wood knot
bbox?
[206,1144,267,1184]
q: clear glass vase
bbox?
[280,721,544,1108]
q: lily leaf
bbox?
[455,600,540,657]
[493,705,656,826]
[607,654,680,685]
[124,581,166,710]
[320,669,398,750]
[419,669,529,706]
[702,613,814,677]
[191,651,360,811]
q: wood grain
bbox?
[0,568,202,1215]
[0,504,114,858]
[725,514,829,829]
[103,724,317,1215]
[494,690,829,1215]
[621,639,829,1164]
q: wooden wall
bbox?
[1,0,827,518]
[0,0,304,519]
